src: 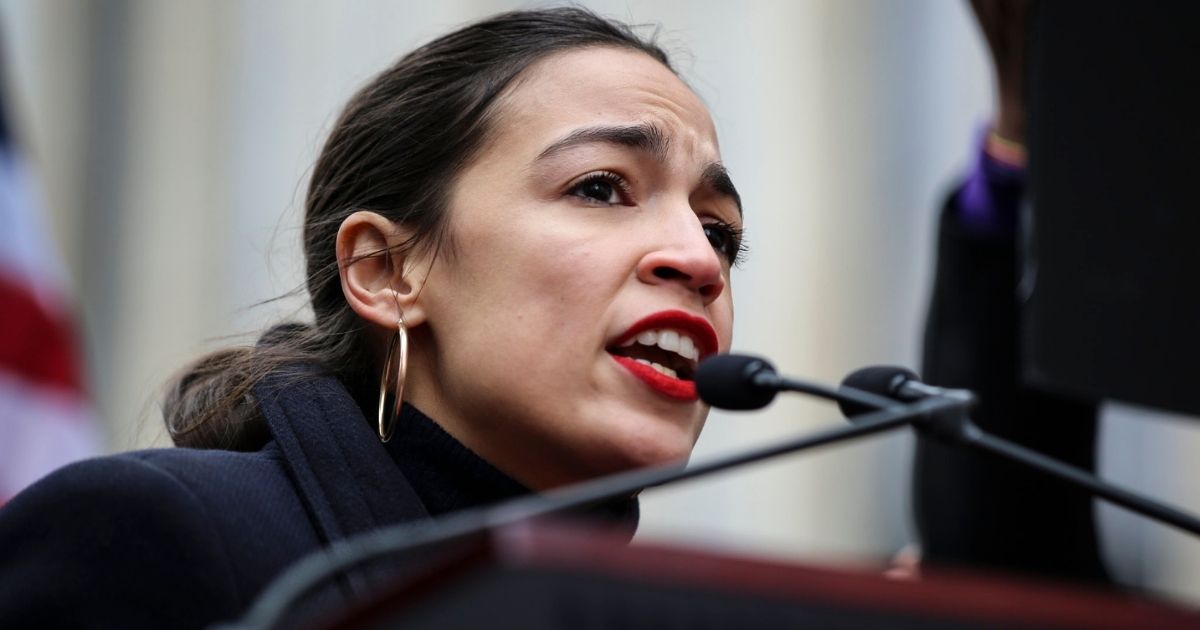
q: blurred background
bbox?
[2,0,1198,605]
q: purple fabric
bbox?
[954,126,1027,236]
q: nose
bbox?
[636,214,727,305]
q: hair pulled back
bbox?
[163,8,673,450]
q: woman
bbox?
[0,7,742,628]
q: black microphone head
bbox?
[695,354,779,410]
[838,365,920,417]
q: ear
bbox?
[336,211,430,332]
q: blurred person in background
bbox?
[915,0,1110,585]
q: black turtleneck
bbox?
[379,403,640,535]
[382,403,529,516]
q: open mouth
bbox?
[607,328,700,381]
[606,310,718,401]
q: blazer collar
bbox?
[254,366,430,546]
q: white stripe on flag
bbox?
[0,370,102,502]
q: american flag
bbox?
[0,73,101,505]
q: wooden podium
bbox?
[310,521,1200,629]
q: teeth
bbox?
[678,336,695,360]
[628,328,700,362]
[634,358,677,379]
[659,330,680,352]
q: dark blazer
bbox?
[0,368,432,628]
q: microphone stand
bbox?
[757,361,1200,538]
[230,394,963,630]
[918,404,1200,537]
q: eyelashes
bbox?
[704,220,749,267]
[565,170,748,266]
[567,171,634,206]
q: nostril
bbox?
[653,266,689,281]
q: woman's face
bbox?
[406,46,741,489]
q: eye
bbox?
[567,171,633,206]
[704,220,748,266]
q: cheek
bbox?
[710,283,735,352]
[440,228,624,358]
[512,243,618,350]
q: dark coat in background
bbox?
[916,187,1110,584]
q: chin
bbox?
[599,411,703,473]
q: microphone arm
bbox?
[700,354,1200,537]
[927,407,1200,537]
[843,366,1200,538]
[752,370,902,414]
[232,391,964,630]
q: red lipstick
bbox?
[611,355,699,400]
[609,310,720,402]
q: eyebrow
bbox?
[701,162,743,217]
[536,122,670,162]
[535,122,743,216]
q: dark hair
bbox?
[163,8,674,450]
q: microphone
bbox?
[841,365,1200,538]
[838,366,974,421]
[837,366,919,417]
[694,354,779,410]
[843,365,917,397]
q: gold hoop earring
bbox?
[377,313,408,443]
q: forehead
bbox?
[492,46,720,159]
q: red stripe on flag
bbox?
[0,271,83,393]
